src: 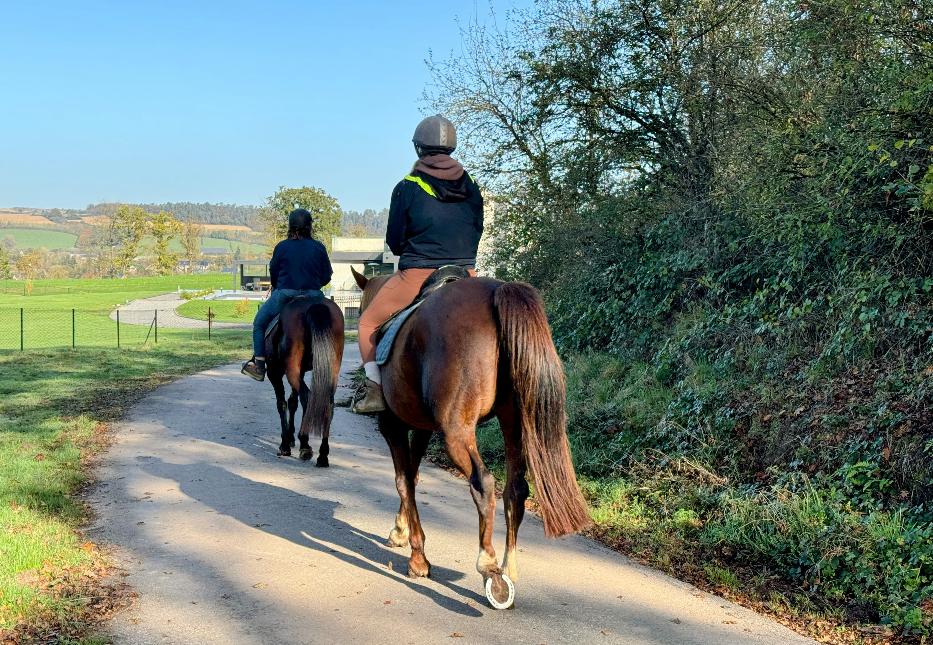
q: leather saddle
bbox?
[374,265,471,365]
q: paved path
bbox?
[110,293,250,329]
[88,344,815,645]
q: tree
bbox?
[259,186,341,251]
[14,249,45,280]
[180,221,204,273]
[0,246,12,279]
[108,205,147,277]
[150,210,182,275]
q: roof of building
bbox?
[331,250,385,263]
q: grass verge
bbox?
[0,330,248,642]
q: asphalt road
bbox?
[88,343,815,645]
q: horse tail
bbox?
[300,301,338,439]
[493,282,591,537]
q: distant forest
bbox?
[73,202,388,236]
[86,202,261,227]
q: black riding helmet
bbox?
[412,114,457,158]
[287,208,313,239]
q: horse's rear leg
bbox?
[287,389,299,448]
[387,430,432,547]
[498,402,529,582]
[445,428,514,608]
[380,413,430,577]
[271,376,291,457]
[286,366,313,462]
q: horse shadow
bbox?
[136,456,484,617]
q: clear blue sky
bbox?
[0,1,526,212]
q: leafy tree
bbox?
[150,210,182,275]
[259,186,341,251]
[0,246,12,279]
[14,249,45,280]
[106,205,147,277]
[180,221,204,273]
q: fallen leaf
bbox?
[252,582,268,589]
[670,618,682,624]
[449,633,464,638]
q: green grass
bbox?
[176,298,259,323]
[139,235,267,255]
[0,228,78,250]
[0,275,238,350]
[0,332,248,641]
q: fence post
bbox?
[208,306,212,340]
[154,309,158,344]
[116,309,121,348]
[72,308,75,349]
[19,307,23,351]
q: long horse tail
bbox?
[493,282,591,537]
[300,301,338,439]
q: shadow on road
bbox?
[137,456,484,617]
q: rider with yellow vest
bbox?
[353,115,483,414]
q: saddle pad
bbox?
[375,300,425,366]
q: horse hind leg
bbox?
[287,389,299,448]
[271,375,291,457]
[499,402,529,583]
[286,367,313,462]
[445,428,514,609]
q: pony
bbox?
[352,267,590,609]
[264,296,344,466]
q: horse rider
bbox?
[241,208,333,381]
[353,114,484,414]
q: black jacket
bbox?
[386,170,484,270]
[269,238,333,290]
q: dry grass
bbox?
[0,213,54,226]
[79,216,110,226]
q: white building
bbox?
[329,237,398,298]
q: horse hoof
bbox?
[485,573,515,610]
[315,455,329,468]
[277,448,291,457]
[407,560,431,578]
[299,448,313,462]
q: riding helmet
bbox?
[412,115,457,157]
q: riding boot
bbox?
[241,357,266,382]
[352,379,386,414]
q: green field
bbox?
[0,228,78,250]
[0,275,237,350]
[0,225,266,256]
[176,298,259,323]
[0,334,247,641]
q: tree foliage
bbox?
[150,211,182,275]
[431,0,933,633]
[259,186,342,251]
[180,221,204,272]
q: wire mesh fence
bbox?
[0,307,229,350]
[0,294,361,351]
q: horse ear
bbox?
[351,266,368,290]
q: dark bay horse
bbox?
[352,268,591,609]
[265,296,344,466]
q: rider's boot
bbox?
[241,357,266,382]
[353,379,386,414]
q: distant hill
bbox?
[86,201,262,227]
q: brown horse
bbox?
[352,268,590,609]
[264,296,344,466]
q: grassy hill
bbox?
[0,228,78,250]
